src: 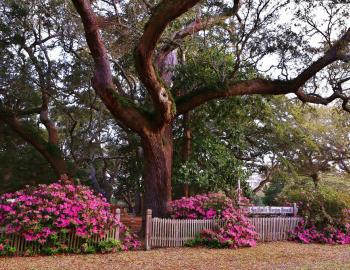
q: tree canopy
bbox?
[0,0,349,217]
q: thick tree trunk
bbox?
[142,125,173,218]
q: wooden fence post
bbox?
[293,203,298,217]
[145,209,152,251]
[116,208,121,240]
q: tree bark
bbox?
[141,125,173,218]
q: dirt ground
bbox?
[1,242,350,270]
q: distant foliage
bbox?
[174,135,249,195]
[278,185,350,229]
[171,47,254,197]
[172,47,235,92]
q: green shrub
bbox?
[97,239,122,253]
[0,238,16,256]
[80,243,96,254]
[278,184,350,229]
[41,246,60,256]
[185,233,222,249]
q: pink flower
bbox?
[205,209,216,219]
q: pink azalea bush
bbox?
[169,193,236,219]
[0,178,141,254]
[279,185,350,245]
[171,193,257,248]
[289,219,350,244]
[119,223,142,251]
[196,209,258,248]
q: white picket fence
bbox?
[249,216,301,241]
[149,218,225,248]
[0,209,121,255]
[145,210,302,249]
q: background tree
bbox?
[259,103,350,205]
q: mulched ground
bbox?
[1,242,350,270]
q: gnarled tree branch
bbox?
[176,28,350,115]
[156,0,241,85]
[134,0,201,126]
[71,0,151,135]
[253,164,278,193]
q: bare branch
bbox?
[158,0,241,61]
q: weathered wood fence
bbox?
[145,209,302,249]
[0,209,121,256]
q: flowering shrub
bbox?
[185,208,257,249]
[278,185,350,230]
[281,185,350,245]
[169,193,236,219]
[119,224,142,251]
[0,179,118,243]
[289,219,350,244]
[0,178,141,255]
[172,193,257,249]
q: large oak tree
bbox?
[69,0,350,217]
